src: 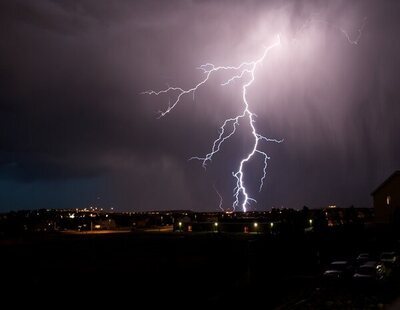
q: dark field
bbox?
[2,231,400,308]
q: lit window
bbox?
[387,195,391,206]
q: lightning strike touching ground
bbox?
[143,35,282,212]
[143,19,365,212]
[213,184,224,212]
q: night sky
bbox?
[1,0,400,212]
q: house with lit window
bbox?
[372,171,400,224]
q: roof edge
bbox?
[371,170,400,196]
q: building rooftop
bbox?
[371,170,400,196]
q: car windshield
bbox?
[381,254,394,259]
[329,262,347,271]
[357,266,375,276]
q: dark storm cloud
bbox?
[0,0,399,211]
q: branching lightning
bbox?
[143,35,282,212]
[143,17,366,212]
[297,16,367,45]
[339,17,367,45]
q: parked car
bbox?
[322,261,353,281]
[356,253,371,266]
[353,261,386,283]
[380,252,398,265]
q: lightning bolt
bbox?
[143,35,282,212]
[339,17,367,45]
[297,16,367,45]
[213,184,224,212]
[143,17,366,213]
[315,17,367,45]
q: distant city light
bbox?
[214,222,218,227]
[270,222,274,228]
[254,222,258,228]
[309,219,313,225]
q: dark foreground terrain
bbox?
[2,230,400,308]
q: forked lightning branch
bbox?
[143,19,365,212]
[144,36,282,212]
